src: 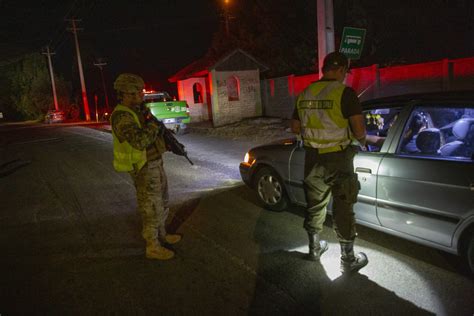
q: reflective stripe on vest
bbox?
[296,81,351,150]
[111,104,147,172]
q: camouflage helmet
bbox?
[113,73,145,93]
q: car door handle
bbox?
[470,184,474,192]
[355,167,372,174]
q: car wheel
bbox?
[466,232,474,275]
[175,125,186,135]
[254,167,288,211]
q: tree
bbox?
[208,0,317,77]
[208,0,474,76]
[0,53,71,120]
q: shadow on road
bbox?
[249,209,434,315]
[273,199,471,278]
[167,197,202,233]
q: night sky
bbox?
[1,0,473,95]
[0,0,219,94]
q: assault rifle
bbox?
[141,103,194,165]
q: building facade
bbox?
[169,49,268,127]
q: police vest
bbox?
[111,104,147,172]
[296,80,351,153]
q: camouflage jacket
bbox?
[111,104,167,161]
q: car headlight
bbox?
[244,152,255,165]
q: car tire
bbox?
[175,126,187,135]
[466,232,474,275]
[254,167,289,212]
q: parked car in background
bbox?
[44,110,66,124]
[143,90,190,135]
[240,91,474,273]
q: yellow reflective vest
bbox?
[111,104,147,172]
[296,80,351,153]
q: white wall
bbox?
[178,77,209,122]
[212,70,262,127]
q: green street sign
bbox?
[339,27,366,60]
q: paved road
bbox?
[0,123,473,315]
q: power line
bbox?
[63,0,81,19]
[0,48,41,67]
[50,0,99,53]
[0,1,81,62]
[48,0,82,49]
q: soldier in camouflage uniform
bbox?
[111,73,181,260]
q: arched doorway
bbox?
[193,83,203,103]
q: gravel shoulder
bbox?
[187,117,295,142]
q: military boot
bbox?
[307,233,328,261]
[163,234,182,245]
[145,240,174,260]
[340,241,368,274]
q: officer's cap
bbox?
[322,52,350,72]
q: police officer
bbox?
[291,52,368,273]
[111,73,181,260]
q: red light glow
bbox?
[290,56,474,97]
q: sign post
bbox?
[339,27,366,60]
[317,0,335,78]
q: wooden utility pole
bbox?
[93,60,110,112]
[317,0,335,78]
[67,18,91,121]
[42,46,59,111]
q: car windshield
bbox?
[364,107,401,137]
[143,92,172,103]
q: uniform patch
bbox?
[299,100,334,109]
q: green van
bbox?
[143,91,190,134]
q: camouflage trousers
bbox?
[130,157,169,245]
[303,146,360,241]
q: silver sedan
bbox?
[240,91,474,273]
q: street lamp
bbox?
[223,0,232,36]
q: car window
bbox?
[143,92,171,103]
[363,107,402,152]
[397,105,474,161]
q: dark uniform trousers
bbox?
[303,146,360,241]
